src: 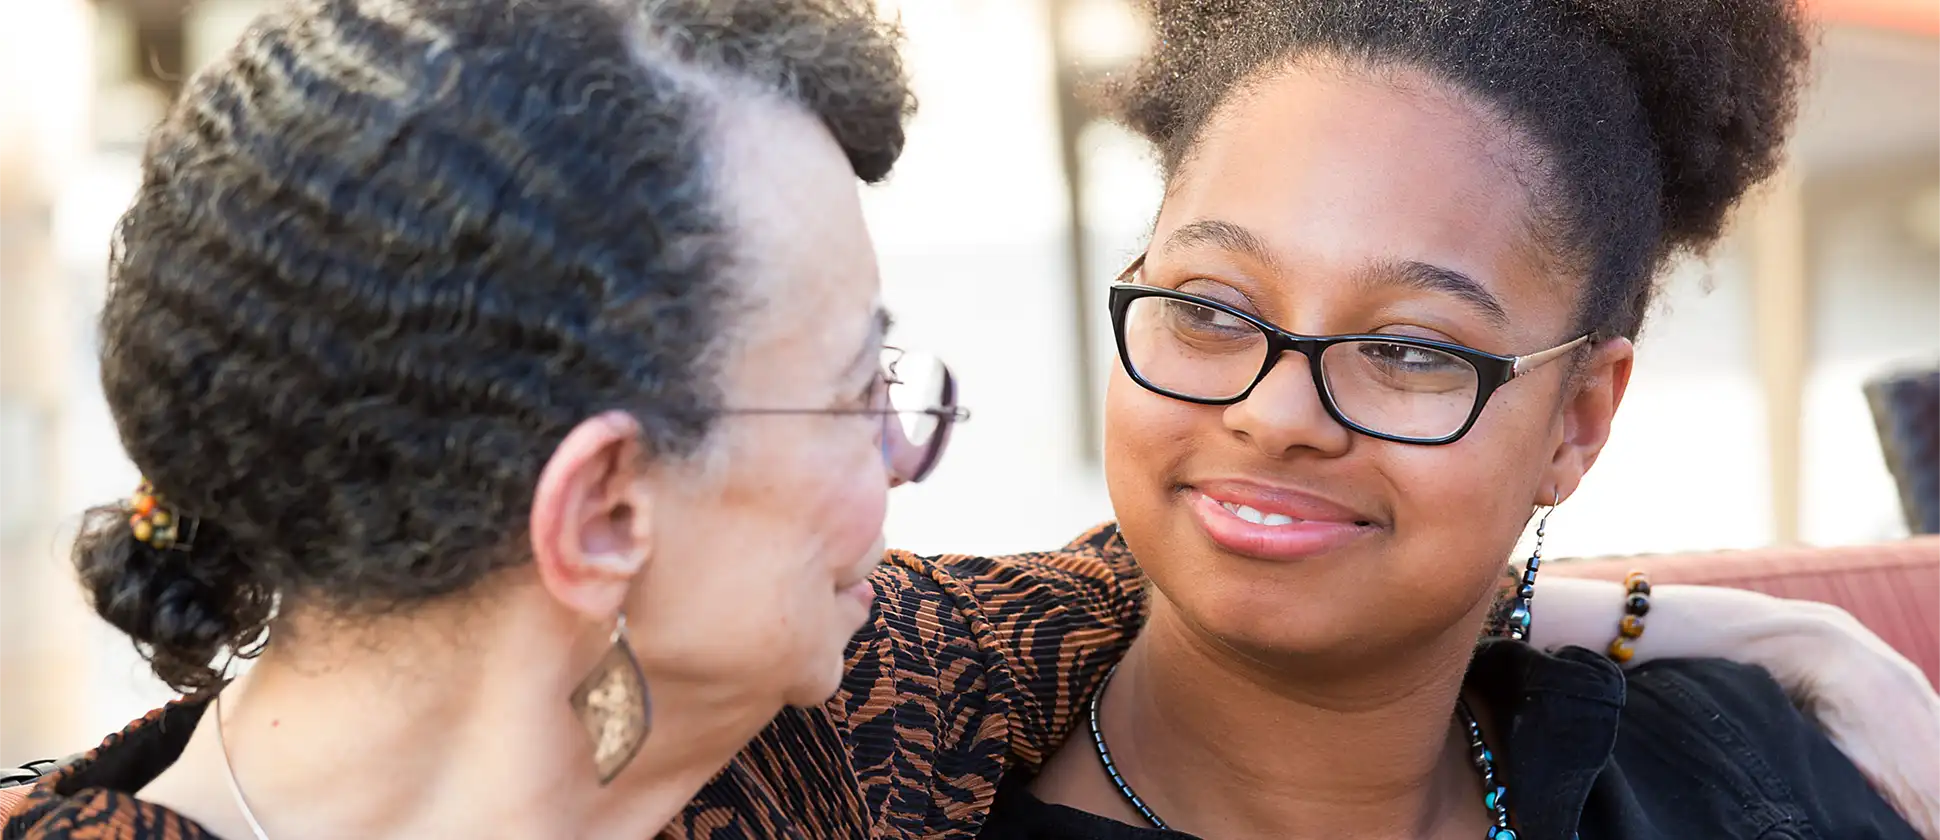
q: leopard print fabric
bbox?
[664,522,1147,838]
[3,523,1148,840]
[5,522,1517,839]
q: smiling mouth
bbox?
[1208,498,1375,530]
[1183,483,1379,562]
[1215,500,1377,529]
[1215,500,1302,527]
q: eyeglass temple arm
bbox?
[1511,334,1592,377]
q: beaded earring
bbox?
[1505,492,1560,643]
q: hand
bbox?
[1775,604,1939,839]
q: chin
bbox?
[1183,584,1366,654]
[779,633,852,708]
[1148,536,1397,660]
[781,660,844,708]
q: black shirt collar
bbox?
[1469,639,1626,840]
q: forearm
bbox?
[1531,575,1849,686]
[1532,573,1939,839]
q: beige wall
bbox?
[1,0,99,765]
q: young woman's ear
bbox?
[1542,338,1633,502]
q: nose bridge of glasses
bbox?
[1247,338,1334,408]
[1252,328,1330,385]
[1223,341,1356,454]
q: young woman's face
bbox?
[1104,63,1633,665]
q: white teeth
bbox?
[1219,501,1299,526]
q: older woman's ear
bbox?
[531,410,657,621]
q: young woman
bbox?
[5,0,1933,838]
[981,0,1926,837]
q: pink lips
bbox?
[1186,479,1376,562]
[839,578,875,612]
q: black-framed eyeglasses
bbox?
[1108,257,1588,445]
[724,347,970,483]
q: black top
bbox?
[981,641,1919,840]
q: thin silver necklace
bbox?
[211,689,273,840]
[1086,664,1520,839]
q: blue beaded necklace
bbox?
[1086,665,1520,839]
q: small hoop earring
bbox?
[1506,491,1561,642]
[569,611,652,785]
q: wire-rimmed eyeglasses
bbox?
[725,346,969,483]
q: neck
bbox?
[1098,596,1494,840]
[142,594,781,840]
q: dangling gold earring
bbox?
[569,611,651,785]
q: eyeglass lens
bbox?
[879,349,958,483]
[1120,295,1481,441]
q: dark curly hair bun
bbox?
[74,507,272,693]
[1111,0,1810,340]
[1570,0,1809,251]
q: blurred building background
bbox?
[2,0,1935,766]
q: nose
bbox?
[1221,349,1353,458]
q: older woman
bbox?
[4,0,1934,838]
[5,0,930,837]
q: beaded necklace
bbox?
[1086,665,1520,839]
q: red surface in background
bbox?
[1816,0,1940,36]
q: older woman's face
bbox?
[1104,64,1631,664]
[627,97,892,707]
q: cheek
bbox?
[1382,399,1555,593]
[1103,372,1199,480]
[790,425,889,577]
[1102,372,1218,568]
[809,450,889,564]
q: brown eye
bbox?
[1173,279,1253,311]
[1158,298,1254,338]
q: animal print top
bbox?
[0,522,1521,839]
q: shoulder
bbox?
[0,758,67,827]
[853,522,1144,692]
[857,519,1146,742]
[2,700,212,840]
[811,524,1146,837]
[1615,658,1920,839]
[874,522,1144,647]
[4,787,216,840]
[877,522,1142,606]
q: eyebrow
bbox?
[1161,219,1279,271]
[848,306,893,371]
[1359,259,1510,326]
[1160,217,1510,326]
